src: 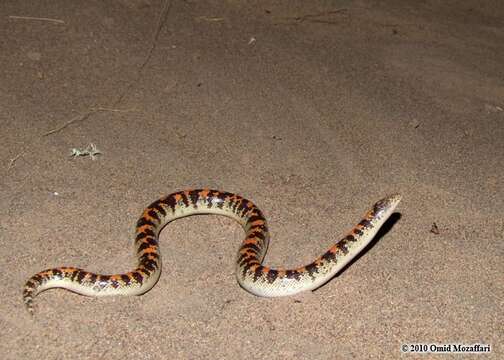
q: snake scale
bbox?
[23,189,401,314]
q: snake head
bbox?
[373,194,402,219]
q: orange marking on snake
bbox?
[276,269,287,277]
[239,248,254,254]
[243,238,259,245]
[248,264,260,272]
[198,189,210,198]
[141,211,158,222]
[137,224,155,232]
[250,220,265,226]
[138,247,157,254]
[328,245,339,254]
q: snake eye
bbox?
[373,199,388,213]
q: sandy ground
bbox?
[1,1,502,359]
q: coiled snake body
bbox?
[23,189,401,313]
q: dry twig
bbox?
[8,15,65,24]
[276,9,347,25]
[7,152,26,170]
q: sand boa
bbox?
[23,189,401,313]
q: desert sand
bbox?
[1,1,502,359]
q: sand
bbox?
[1,1,502,359]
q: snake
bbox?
[23,189,401,314]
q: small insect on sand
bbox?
[69,143,102,160]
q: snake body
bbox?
[23,189,401,313]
